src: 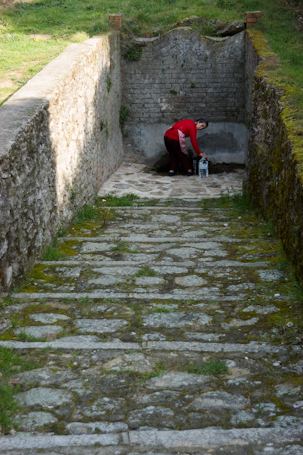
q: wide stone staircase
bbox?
[0,190,303,454]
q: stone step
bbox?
[38,260,272,267]
[9,291,265,301]
[99,206,230,210]
[0,339,288,354]
[59,236,263,242]
[1,427,303,452]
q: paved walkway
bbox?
[98,163,244,200]
[0,168,303,454]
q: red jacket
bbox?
[164,119,201,155]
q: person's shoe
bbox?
[168,171,175,176]
[187,171,193,176]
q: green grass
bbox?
[149,307,171,313]
[72,204,98,224]
[16,331,44,342]
[183,359,229,376]
[136,268,157,277]
[0,346,38,432]
[104,361,166,382]
[42,245,66,261]
[119,104,131,136]
[99,193,140,207]
[0,0,299,115]
[111,240,139,254]
[0,0,302,112]
[205,191,253,211]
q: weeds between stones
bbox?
[136,268,157,277]
[99,193,139,207]
[42,245,66,261]
[111,241,139,254]
[16,331,45,342]
[72,204,98,224]
[149,308,171,313]
[183,359,229,376]
[77,297,90,304]
[102,361,166,383]
[0,347,38,432]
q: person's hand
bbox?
[199,153,207,157]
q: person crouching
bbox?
[164,118,208,176]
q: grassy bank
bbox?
[0,0,302,114]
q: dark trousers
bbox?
[164,137,191,172]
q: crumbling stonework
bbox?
[0,33,123,290]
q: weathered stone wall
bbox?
[0,33,123,290]
[244,30,303,279]
[244,30,261,127]
[121,28,247,166]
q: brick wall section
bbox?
[0,33,123,291]
[122,28,246,126]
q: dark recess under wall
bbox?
[154,157,245,175]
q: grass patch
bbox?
[99,193,140,207]
[206,190,253,211]
[0,0,302,117]
[72,204,98,224]
[0,346,38,432]
[119,104,131,136]
[136,268,157,277]
[105,361,165,382]
[183,359,229,376]
[123,44,142,61]
[111,240,139,254]
[16,331,44,342]
[149,307,170,313]
[42,245,66,261]
[129,303,141,314]
[77,296,91,304]
[42,233,68,261]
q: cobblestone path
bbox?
[0,184,303,454]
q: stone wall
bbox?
[0,33,123,291]
[121,28,247,166]
[244,29,261,127]
[244,30,303,279]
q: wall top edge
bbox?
[247,30,303,174]
[246,30,280,78]
[136,26,244,44]
[0,34,114,158]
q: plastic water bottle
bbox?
[199,157,208,178]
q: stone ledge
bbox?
[0,340,287,354]
[128,427,303,448]
[1,427,303,451]
[8,292,240,301]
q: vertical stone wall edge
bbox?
[0,32,123,291]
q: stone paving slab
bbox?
[127,427,303,447]
[8,292,245,301]
[1,427,303,451]
[0,340,289,353]
[97,163,244,199]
